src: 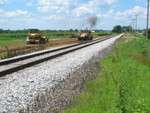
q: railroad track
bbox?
[0,34,123,77]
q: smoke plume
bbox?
[87,16,98,29]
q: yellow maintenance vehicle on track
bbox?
[26,29,49,44]
[78,28,93,40]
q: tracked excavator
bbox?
[26,29,49,44]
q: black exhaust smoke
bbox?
[87,16,98,30]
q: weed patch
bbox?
[62,34,150,113]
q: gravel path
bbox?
[0,34,123,113]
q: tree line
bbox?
[0,28,111,34]
[0,27,145,34]
[0,29,80,33]
[111,25,145,33]
[112,25,133,33]
[0,29,29,33]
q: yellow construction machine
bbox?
[78,28,93,40]
[64,31,76,38]
[26,29,49,44]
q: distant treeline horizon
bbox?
[0,28,145,33]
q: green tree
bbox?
[126,26,132,32]
[122,26,132,32]
[143,29,150,39]
[74,29,79,32]
[112,25,132,33]
[69,29,73,32]
[0,29,3,33]
[112,25,122,33]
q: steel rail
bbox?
[0,35,119,77]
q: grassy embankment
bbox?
[62,33,150,113]
[0,32,113,45]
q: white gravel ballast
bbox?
[0,34,123,113]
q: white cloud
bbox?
[37,6,69,13]
[107,0,118,4]
[56,7,70,13]
[43,15,64,20]
[37,6,50,13]
[116,6,146,19]
[73,0,118,16]
[0,9,4,13]
[97,6,146,22]
[89,0,118,7]
[0,19,6,22]
[15,18,36,22]
[37,0,71,14]
[26,2,33,6]
[0,10,32,17]
[0,0,7,5]
[73,6,94,16]
[95,6,147,29]
[37,0,118,16]
[26,0,34,6]
[6,10,32,17]
[98,9,114,18]
[37,0,71,6]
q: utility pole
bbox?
[132,19,135,33]
[130,22,133,33]
[135,15,138,33]
[146,0,150,39]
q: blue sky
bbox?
[0,0,148,30]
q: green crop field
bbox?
[0,33,26,45]
[0,32,71,45]
[0,32,113,45]
[62,33,150,113]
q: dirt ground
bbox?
[0,36,110,52]
[0,38,76,52]
[121,33,137,43]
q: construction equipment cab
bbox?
[26,29,49,44]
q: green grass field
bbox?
[0,32,113,45]
[62,33,150,113]
[0,32,67,45]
